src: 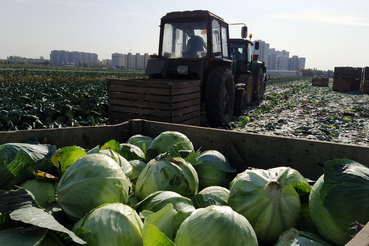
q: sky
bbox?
[1,0,368,71]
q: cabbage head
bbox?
[309,159,369,245]
[135,154,198,200]
[194,150,236,189]
[99,149,132,177]
[119,143,145,161]
[228,166,311,244]
[20,179,56,208]
[73,203,143,246]
[275,228,333,246]
[145,131,194,161]
[128,159,147,184]
[56,154,132,221]
[127,134,153,152]
[174,205,258,246]
[192,185,230,208]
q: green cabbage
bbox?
[128,159,147,184]
[194,150,236,189]
[73,203,143,246]
[127,134,153,152]
[309,159,369,245]
[135,154,199,200]
[56,154,132,221]
[228,166,311,244]
[19,179,56,208]
[145,131,194,161]
[119,143,145,161]
[99,149,132,177]
[192,186,230,208]
[174,205,258,246]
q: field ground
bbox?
[1,65,368,147]
[229,77,369,147]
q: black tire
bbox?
[204,67,234,127]
[233,84,247,116]
[236,73,253,106]
[252,67,265,101]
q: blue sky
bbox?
[1,0,368,70]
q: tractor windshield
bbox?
[161,21,207,59]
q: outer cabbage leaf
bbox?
[128,159,147,184]
[142,203,180,242]
[119,143,145,161]
[0,142,56,163]
[309,159,369,245]
[142,224,175,246]
[99,149,132,177]
[51,146,87,174]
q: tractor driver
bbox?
[182,29,206,58]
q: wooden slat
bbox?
[107,78,201,125]
[346,222,369,246]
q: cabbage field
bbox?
[0,65,146,130]
[1,131,368,245]
[230,77,369,147]
[1,65,369,147]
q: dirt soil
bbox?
[227,77,369,147]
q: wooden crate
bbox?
[334,67,354,79]
[362,67,369,94]
[332,78,353,91]
[362,80,369,94]
[312,78,329,87]
[107,79,201,125]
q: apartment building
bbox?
[253,40,305,70]
[112,52,149,70]
[50,50,98,67]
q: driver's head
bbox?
[186,29,194,37]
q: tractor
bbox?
[145,10,267,127]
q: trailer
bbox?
[1,119,368,245]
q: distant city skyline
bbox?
[2,0,368,71]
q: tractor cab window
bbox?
[230,43,247,61]
[212,20,229,58]
[161,22,207,59]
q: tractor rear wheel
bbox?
[204,66,234,127]
[252,67,265,101]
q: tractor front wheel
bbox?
[204,67,234,127]
[252,67,265,101]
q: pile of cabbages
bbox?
[1,131,368,246]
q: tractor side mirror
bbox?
[241,26,247,39]
[255,41,260,50]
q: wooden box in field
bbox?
[333,66,362,91]
[362,67,369,94]
[332,78,353,91]
[107,79,201,125]
[312,77,329,87]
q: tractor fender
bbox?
[145,59,166,78]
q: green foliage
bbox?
[0,65,147,131]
